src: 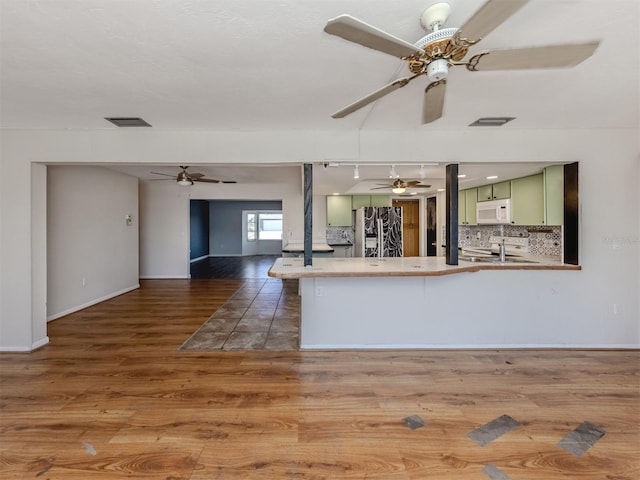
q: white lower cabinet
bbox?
[331,245,353,257]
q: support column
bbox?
[303,163,312,267]
[445,163,458,265]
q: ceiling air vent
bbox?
[469,117,515,127]
[105,117,151,127]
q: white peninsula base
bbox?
[267,257,604,350]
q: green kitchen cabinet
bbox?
[511,173,544,225]
[544,165,564,225]
[370,195,391,207]
[326,195,353,226]
[477,181,511,202]
[352,195,391,208]
[351,195,370,209]
[458,188,477,225]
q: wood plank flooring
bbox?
[1,279,639,479]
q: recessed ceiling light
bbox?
[486,175,499,180]
[469,117,515,127]
[105,117,151,127]
[457,174,466,178]
[437,188,445,192]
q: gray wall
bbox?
[209,200,282,255]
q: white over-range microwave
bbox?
[476,198,512,224]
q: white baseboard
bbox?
[47,284,140,322]
[139,275,190,279]
[300,343,640,350]
[0,336,50,352]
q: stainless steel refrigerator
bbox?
[354,207,403,257]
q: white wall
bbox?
[47,166,139,320]
[139,178,303,278]
[0,128,638,350]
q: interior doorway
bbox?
[426,197,437,256]
[392,199,420,257]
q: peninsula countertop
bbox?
[268,256,580,279]
[281,243,335,253]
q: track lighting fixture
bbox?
[353,165,359,179]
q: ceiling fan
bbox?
[150,166,236,186]
[372,179,431,194]
[324,0,599,124]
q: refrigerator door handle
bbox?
[378,218,384,258]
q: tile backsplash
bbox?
[459,224,562,258]
[326,226,354,245]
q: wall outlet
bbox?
[82,277,88,287]
[315,287,324,297]
[613,303,623,315]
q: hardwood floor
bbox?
[1,279,639,479]
[190,255,281,279]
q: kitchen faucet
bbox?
[499,239,506,262]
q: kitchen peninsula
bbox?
[269,256,581,349]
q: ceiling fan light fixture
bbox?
[427,58,449,82]
[176,171,193,186]
[392,187,406,194]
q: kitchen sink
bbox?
[458,255,539,264]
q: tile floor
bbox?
[180,278,300,351]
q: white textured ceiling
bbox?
[1,0,638,194]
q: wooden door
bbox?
[392,200,420,257]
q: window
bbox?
[258,213,283,240]
[246,213,256,241]
[246,211,282,241]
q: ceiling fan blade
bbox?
[453,0,529,45]
[332,76,417,118]
[150,171,178,178]
[324,14,423,59]
[422,80,447,124]
[467,42,600,71]
[189,172,205,179]
[193,178,220,183]
[371,186,392,190]
[404,181,432,188]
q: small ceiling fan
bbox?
[324,0,599,124]
[372,179,431,194]
[150,166,236,186]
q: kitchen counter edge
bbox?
[268,257,581,279]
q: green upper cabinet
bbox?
[476,184,493,202]
[352,195,391,208]
[459,188,477,225]
[511,173,544,225]
[477,181,511,202]
[351,195,371,209]
[370,195,391,207]
[326,195,353,226]
[544,165,564,225]
[492,181,511,200]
